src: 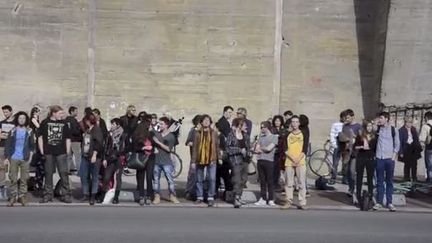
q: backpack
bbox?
[377,125,396,147]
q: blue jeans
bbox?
[346,157,356,193]
[331,147,341,180]
[196,163,216,201]
[425,150,432,182]
[153,164,176,195]
[80,156,101,195]
[376,158,395,205]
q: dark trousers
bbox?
[216,160,233,192]
[102,162,123,193]
[355,157,375,201]
[403,160,418,181]
[44,154,70,199]
[136,159,154,198]
[32,151,45,190]
[232,161,248,197]
[257,160,274,201]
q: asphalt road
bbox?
[0,207,430,243]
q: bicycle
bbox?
[308,139,334,177]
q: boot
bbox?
[234,195,241,208]
[7,197,16,207]
[18,196,27,206]
[80,194,90,202]
[112,190,120,204]
[169,194,180,204]
[153,193,161,205]
[89,194,96,206]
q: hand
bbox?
[241,148,247,156]
[142,145,152,151]
[392,153,397,162]
[91,154,97,164]
[4,159,10,167]
[187,142,193,147]
[191,163,196,170]
[103,160,107,168]
[218,159,223,165]
[400,154,404,158]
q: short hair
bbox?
[424,111,432,121]
[378,111,390,121]
[283,110,293,117]
[260,121,272,129]
[69,106,77,115]
[159,116,171,125]
[272,115,284,128]
[92,108,101,116]
[299,114,309,128]
[1,105,12,112]
[339,110,346,122]
[223,106,234,113]
[345,109,355,117]
[192,115,202,126]
[237,107,247,115]
[200,114,213,124]
[232,118,244,128]
[84,107,93,116]
[14,111,30,127]
[110,118,123,127]
[151,113,158,119]
[291,115,300,121]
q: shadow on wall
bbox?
[353,0,391,119]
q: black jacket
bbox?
[65,116,82,142]
[5,127,35,161]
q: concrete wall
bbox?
[381,0,432,106]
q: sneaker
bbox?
[234,197,241,208]
[139,197,145,206]
[254,198,267,206]
[145,197,151,205]
[388,204,396,212]
[112,197,119,205]
[280,203,291,210]
[373,203,383,211]
[7,197,16,207]
[17,196,27,206]
[169,194,180,204]
[297,205,307,210]
[268,200,276,206]
[153,194,161,205]
[89,195,96,205]
[195,199,203,204]
[208,200,215,207]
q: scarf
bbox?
[198,129,212,165]
[111,126,124,148]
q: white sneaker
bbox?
[373,203,383,211]
[388,204,396,212]
[254,198,267,206]
[268,200,276,206]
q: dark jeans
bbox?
[136,159,154,198]
[232,161,248,197]
[44,154,70,199]
[345,157,356,193]
[216,160,233,193]
[355,157,375,201]
[102,162,123,193]
[80,156,101,195]
[273,158,281,189]
[424,150,432,182]
[376,158,395,205]
[257,160,274,201]
[403,159,418,181]
[331,147,341,180]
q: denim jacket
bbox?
[4,127,35,161]
[226,130,251,165]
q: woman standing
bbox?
[101,118,126,204]
[354,120,377,205]
[80,114,104,205]
[272,115,286,191]
[29,107,44,195]
[398,117,422,182]
[133,118,154,206]
[226,118,251,208]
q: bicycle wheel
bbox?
[171,152,183,178]
[308,149,332,177]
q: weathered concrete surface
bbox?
[381,0,432,106]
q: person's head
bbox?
[424,111,432,122]
[260,121,272,134]
[223,106,234,120]
[377,111,390,126]
[151,114,158,125]
[192,115,202,128]
[290,115,300,130]
[339,110,346,123]
[283,110,293,120]
[232,118,245,132]
[200,114,213,129]
[69,106,78,117]
[126,105,136,117]
[237,107,248,119]
[404,116,414,129]
[84,107,93,117]
[2,105,13,119]
[159,117,171,132]
[92,108,101,119]
[343,109,355,125]
[110,118,123,130]
[83,114,97,130]
[362,119,374,134]
[299,114,309,129]
[48,105,64,121]
[30,107,40,120]
[272,115,284,129]
[14,111,29,127]
[133,120,151,141]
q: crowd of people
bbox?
[0,103,431,212]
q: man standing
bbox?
[419,111,432,183]
[65,106,82,173]
[329,111,346,184]
[0,105,15,199]
[373,112,400,212]
[281,116,309,210]
[152,117,180,204]
[237,107,252,137]
[283,110,293,129]
[215,105,234,198]
[39,105,72,203]
[191,115,219,207]
[92,108,108,140]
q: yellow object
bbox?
[285,132,306,167]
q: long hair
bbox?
[272,115,284,129]
[360,119,375,141]
[47,105,63,119]
[132,120,151,143]
[82,114,97,130]
[14,111,30,127]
